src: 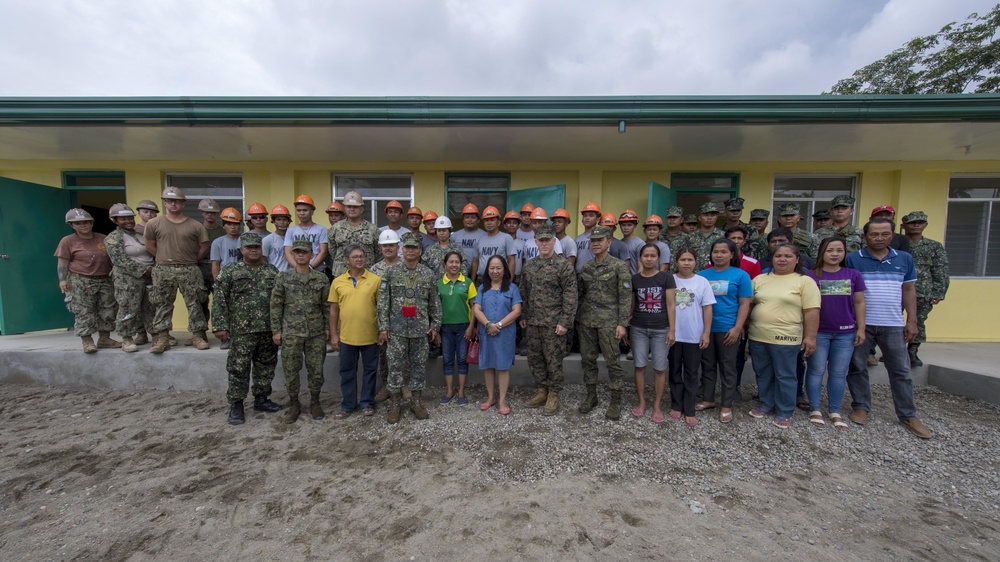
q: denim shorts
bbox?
[630,326,669,371]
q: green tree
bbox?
[829,4,1000,94]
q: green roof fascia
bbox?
[1,95,999,125]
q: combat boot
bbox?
[374,386,391,403]
[228,402,245,425]
[543,392,559,416]
[191,330,211,350]
[577,384,598,414]
[121,336,138,353]
[909,344,923,367]
[524,387,548,408]
[254,394,283,412]
[386,392,403,424]
[150,331,170,354]
[133,332,149,345]
[410,390,429,420]
[309,391,325,420]
[168,334,178,347]
[605,390,622,421]
[81,335,97,354]
[97,331,121,348]
[285,395,301,424]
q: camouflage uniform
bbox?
[745,209,771,260]
[810,224,864,258]
[906,218,949,345]
[67,274,117,337]
[212,255,280,404]
[105,227,154,336]
[327,219,379,278]
[577,234,632,392]
[271,267,330,396]
[686,230,717,265]
[421,241,469,278]
[369,258,399,390]
[150,265,208,332]
[377,261,442,392]
[520,247,577,393]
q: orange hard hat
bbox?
[220,207,242,223]
[643,214,664,227]
[422,210,438,222]
[600,212,617,226]
[530,207,548,220]
[551,208,571,220]
[581,201,602,214]
[270,204,291,218]
[504,210,520,221]
[520,203,535,214]
[385,200,404,212]
[482,206,501,219]
[407,206,422,217]
[294,194,315,208]
[462,203,480,216]
[618,209,639,223]
[326,201,345,213]
[247,202,268,216]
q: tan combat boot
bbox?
[191,330,210,350]
[374,386,391,403]
[386,392,403,424]
[150,331,170,354]
[605,390,622,421]
[133,332,149,345]
[309,391,325,420]
[285,395,301,424]
[543,392,559,416]
[524,387,548,408]
[577,384,598,414]
[81,335,97,354]
[121,336,138,353]
[410,390,429,420]
[96,331,121,348]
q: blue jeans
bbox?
[806,331,854,413]
[847,325,917,420]
[749,340,800,418]
[441,324,470,376]
[339,342,379,411]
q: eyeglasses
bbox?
[162,199,183,204]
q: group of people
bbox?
[55,189,948,437]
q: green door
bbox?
[507,184,566,215]
[0,177,75,334]
[647,181,674,217]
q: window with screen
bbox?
[164,173,244,221]
[946,176,1000,277]
[772,175,857,233]
[333,174,413,229]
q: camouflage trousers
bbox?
[915,298,935,345]
[387,335,428,392]
[579,324,625,391]
[67,273,116,337]
[281,333,327,395]
[226,332,279,404]
[112,271,154,336]
[198,262,213,324]
[526,324,567,392]
[150,265,208,333]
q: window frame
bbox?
[444,172,511,225]
[946,174,1000,278]
[772,173,858,234]
[332,172,414,228]
[164,172,245,222]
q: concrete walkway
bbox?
[1,330,998,405]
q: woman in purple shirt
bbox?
[805,236,866,430]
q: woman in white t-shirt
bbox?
[669,247,715,427]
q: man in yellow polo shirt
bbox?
[329,244,381,418]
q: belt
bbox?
[71,273,110,279]
[157,263,196,268]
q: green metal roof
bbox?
[1,95,1000,125]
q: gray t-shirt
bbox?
[210,236,241,268]
[263,231,289,271]
[622,237,647,274]
[558,234,577,259]
[476,231,517,276]
[451,228,486,273]
[575,232,594,273]
[283,224,329,271]
[630,240,671,274]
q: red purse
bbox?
[465,337,480,365]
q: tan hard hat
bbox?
[65,208,94,223]
[108,203,136,218]
[161,186,187,200]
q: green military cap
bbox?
[831,195,855,208]
[812,209,831,220]
[724,197,745,211]
[902,211,928,224]
[699,202,721,214]
[778,203,801,215]
[749,208,770,220]
[665,206,684,218]
[291,239,312,252]
[682,214,699,224]
[239,232,263,247]
[589,225,612,239]
[534,224,556,239]
[401,232,423,247]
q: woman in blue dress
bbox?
[472,255,522,415]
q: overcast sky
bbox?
[1,0,996,97]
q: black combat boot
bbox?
[909,344,923,367]
[253,395,283,412]
[228,402,245,425]
[578,384,598,414]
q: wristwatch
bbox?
[497,321,503,329]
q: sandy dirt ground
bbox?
[0,381,997,561]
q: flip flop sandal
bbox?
[830,413,849,430]
[333,411,352,419]
[652,411,665,424]
[685,416,698,428]
[772,415,791,429]
[809,410,826,426]
[669,410,682,421]
[480,400,496,411]
[362,408,375,417]
[695,402,716,411]
[719,409,734,424]
[631,406,645,418]
[749,406,771,419]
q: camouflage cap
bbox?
[665,206,684,218]
[699,202,721,214]
[830,195,856,208]
[534,224,556,239]
[589,225,612,239]
[682,214,699,224]
[902,211,928,224]
[401,232,423,247]
[812,209,832,220]
[778,203,801,215]
[239,232,262,247]
[291,239,312,252]
[724,197,745,211]
[749,208,770,220]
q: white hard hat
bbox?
[378,229,401,245]
[434,216,453,230]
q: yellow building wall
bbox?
[2,159,996,341]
